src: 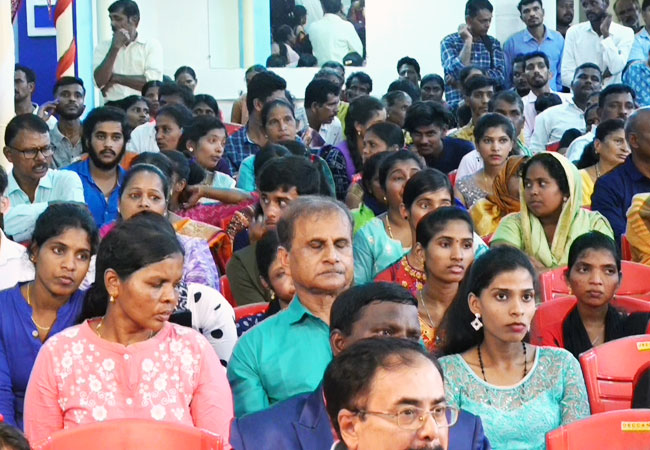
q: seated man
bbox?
[0,166,34,291]
[324,338,488,450]
[2,115,84,242]
[227,196,354,416]
[65,107,128,228]
[230,283,489,450]
[226,156,323,305]
[404,101,474,174]
[450,76,495,143]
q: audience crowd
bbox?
[3,0,650,449]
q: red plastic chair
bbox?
[448,170,457,187]
[546,408,650,450]
[234,303,269,322]
[530,295,650,347]
[224,122,243,136]
[622,234,632,261]
[32,419,223,450]
[220,275,236,308]
[580,335,650,413]
[538,261,650,303]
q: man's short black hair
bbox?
[305,79,341,109]
[573,63,603,81]
[321,0,343,14]
[404,100,455,132]
[598,83,636,108]
[246,71,287,113]
[322,60,345,74]
[53,76,85,95]
[108,0,140,19]
[513,53,527,67]
[345,72,373,91]
[387,79,421,102]
[0,423,30,450]
[466,0,494,17]
[490,89,524,113]
[517,0,542,12]
[14,64,35,83]
[463,75,495,97]
[330,283,417,336]
[159,81,195,108]
[421,73,445,91]
[323,338,444,437]
[397,56,421,77]
[523,50,550,69]
[4,114,49,147]
[257,155,322,197]
[82,106,130,153]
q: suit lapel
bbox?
[292,387,334,449]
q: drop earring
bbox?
[471,313,483,331]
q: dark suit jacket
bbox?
[230,387,491,450]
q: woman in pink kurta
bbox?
[24,213,234,446]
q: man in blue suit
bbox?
[230,283,490,450]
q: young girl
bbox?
[351,152,389,232]
[0,204,98,429]
[155,104,193,151]
[455,113,514,208]
[439,246,590,449]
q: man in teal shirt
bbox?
[227,196,354,416]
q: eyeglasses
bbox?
[8,145,54,159]
[356,405,459,430]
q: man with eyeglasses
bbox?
[2,115,84,243]
[324,338,484,450]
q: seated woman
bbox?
[438,246,590,449]
[321,96,386,200]
[346,121,404,209]
[492,152,614,271]
[271,25,300,68]
[375,169,487,290]
[181,116,236,190]
[174,65,198,93]
[101,163,220,291]
[155,104,193,152]
[24,215,234,444]
[455,113,514,208]
[531,231,650,358]
[236,230,296,336]
[0,204,98,429]
[108,95,150,133]
[470,155,527,239]
[577,119,629,208]
[353,150,423,284]
[626,192,650,265]
[237,99,299,192]
[192,94,220,118]
[142,80,162,117]
[351,152,389,233]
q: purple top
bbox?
[335,141,357,181]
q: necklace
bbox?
[595,162,601,178]
[477,342,528,382]
[418,289,436,329]
[27,284,52,332]
[383,215,394,239]
[95,317,154,341]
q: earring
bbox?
[383,196,387,202]
[270,290,276,301]
[471,313,483,331]
[109,295,115,303]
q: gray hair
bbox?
[277,196,353,251]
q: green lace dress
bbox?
[439,347,590,449]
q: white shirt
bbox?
[307,14,363,65]
[93,35,163,101]
[565,129,595,163]
[456,150,483,180]
[126,121,158,154]
[523,90,572,145]
[320,116,345,146]
[561,21,634,88]
[529,99,586,153]
[0,229,34,291]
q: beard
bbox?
[88,145,126,170]
[57,104,84,121]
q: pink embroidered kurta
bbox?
[24,321,234,447]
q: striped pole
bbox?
[54,0,76,79]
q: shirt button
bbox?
[124,354,130,360]
[32,330,38,338]
[126,398,133,405]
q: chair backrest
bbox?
[530,296,650,347]
[580,335,650,413]
[220,275,236,307]
[622,234,632,261]
[539,261,650,303]
[235,302,269,322]
[546,408,650,450]
[224,122,243,136]
[448,170,457,187]
[32,419,223,450]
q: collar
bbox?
[523,26,549,42]
[285,296,320,325]
[7,169,53,195]
[625,156,650,182]
[639,28,650,40]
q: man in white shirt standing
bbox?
[307,0,363,66]
[561,0,633,88]
[0,166,34,291]
[93,0,163,102]
[530,63,602,153]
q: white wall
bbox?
[94,0,559,119]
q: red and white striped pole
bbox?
[54,0,76,79]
